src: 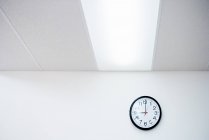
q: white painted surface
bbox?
[153,0,209,70]
[81,0,160,70]
[0,0,209,71]
[0,72,208,140]
[0,10,39,70]
[0,0,97,70]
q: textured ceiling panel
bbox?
[0,0,97,70]
[0,0,208,71]
[0,9,39,70]
[153,0,209,70]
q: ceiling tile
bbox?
[0,0,97,70]
[0,9,39,70]
[153,0,209,70]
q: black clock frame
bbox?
[129,96,162,130]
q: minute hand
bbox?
[144,101,146,115]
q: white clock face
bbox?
[129,96,161,130]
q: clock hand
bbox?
[140,112,147,116]
[140,112,147,114]
[144,100,147,116]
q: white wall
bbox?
[0,72,208,140]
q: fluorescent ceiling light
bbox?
[81,0,160,70]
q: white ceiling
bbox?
[0,0,208,71]
[153,0,209,71]
[0,9,38,70]
[0,0,97,70]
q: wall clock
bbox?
[129,96,162,130]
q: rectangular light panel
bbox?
[81,0,160,70]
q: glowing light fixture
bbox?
[81,0,160,70]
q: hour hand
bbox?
[140,111,148,115]
[144,100,147,115]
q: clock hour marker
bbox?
[133,111,137,114]
[149,120,153,124]
[134,116,139,120]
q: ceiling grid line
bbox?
[151,0,163,71]
[0,6,43,70]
